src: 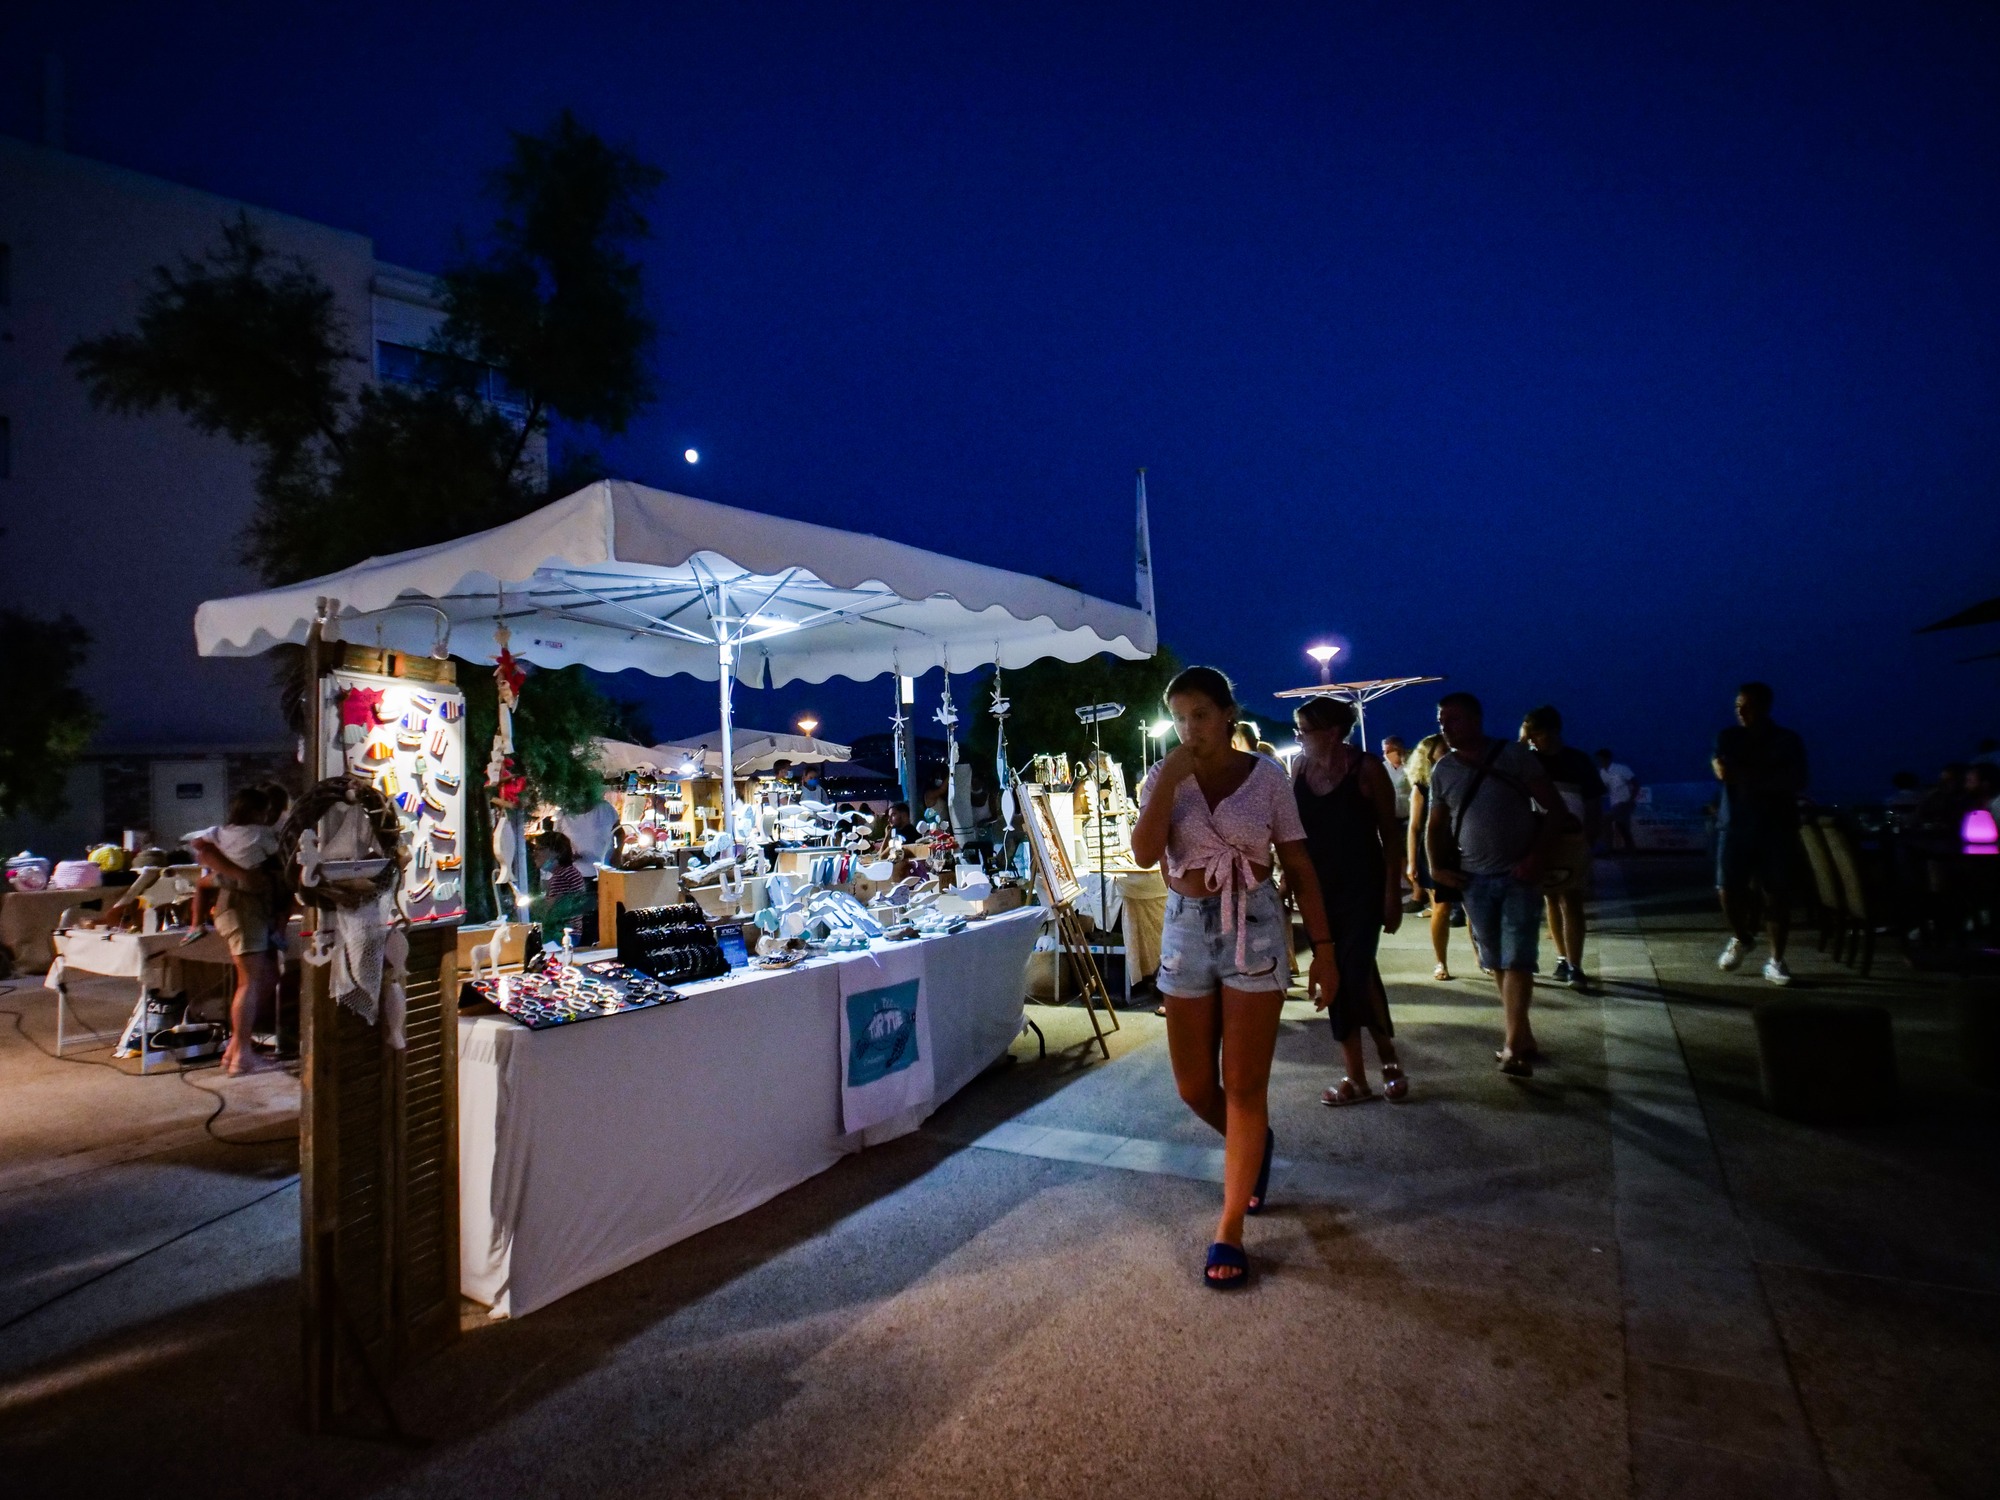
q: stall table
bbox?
[46,926,235,1069]
[458,904,1047,1318]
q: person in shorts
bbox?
[1596,749,1639,852]
[1424,693,1572,1077]
[1520,705,1604,990]
[1132,666,1339,1289]
[1712,682,1808,985]
[187,786,287,1075]
[1405,734,1464,980]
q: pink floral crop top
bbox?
[1139,754,1307,962]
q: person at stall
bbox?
[530,830,593,943]
[870,801,914,851]
[1132,666,1340,1291]
[186,785,287,1076]
[1291,696,1408,1105]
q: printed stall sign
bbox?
[837,944,934,1133]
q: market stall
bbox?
[196,477,1155,1319]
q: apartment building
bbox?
[0,135,501,851]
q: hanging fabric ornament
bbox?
[488,620,531,916]
[338,686,384,747]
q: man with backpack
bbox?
[1425,692,1577,1077]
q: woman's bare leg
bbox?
[1339,1030,1368,1082]
[1430,901,1452,970]
[1163,990,1226,1135]
[1214,987,1284,1260]
[226,951,279,1074]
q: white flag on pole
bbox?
[1135,467,1156,619]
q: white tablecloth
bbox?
[46,926,234,988]
[459,904,1047,1318]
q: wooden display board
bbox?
[300,918,460,1429]
[597,865,681,949]
[297,641,465,1434]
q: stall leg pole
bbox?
[717,639,737,851]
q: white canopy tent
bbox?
[197,479,1155,839]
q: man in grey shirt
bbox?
[1425,691,1568,1077]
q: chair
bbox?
[1816,814,1875,976]
[1796,821,1845,955]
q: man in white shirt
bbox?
[1380,736,1412,820]
[1595,748,1639,854]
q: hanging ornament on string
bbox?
[486,622,529,810]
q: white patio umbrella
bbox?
[658,730,851,777]
[197,479,1155,839]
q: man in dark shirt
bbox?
[1712,681,1808,985]
[1521,705,1604,990]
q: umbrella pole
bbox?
[718,640,738,851]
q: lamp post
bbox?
[1144,719,1172,777]
[1306,643,1339,685]
[796,715,819,739]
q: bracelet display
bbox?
[463,958,682,1031]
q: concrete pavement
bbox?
[0,859,1992,1498]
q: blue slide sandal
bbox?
[1204,1241,1250,1289]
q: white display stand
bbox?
[457,905,1047,1318]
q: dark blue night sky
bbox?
[8,2,1998,795]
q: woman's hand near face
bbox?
[1155,743,1201,786]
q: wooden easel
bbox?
[1020,785,1120,1060]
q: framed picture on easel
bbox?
[1017,781,1117,1057]
[1020,785,1081,908]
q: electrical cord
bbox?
[0,978,300,1147]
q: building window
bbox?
[376,340,529,417]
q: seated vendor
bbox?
[870,800,914,852]
[530,830,594,942]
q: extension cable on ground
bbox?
[0,979,299,1147]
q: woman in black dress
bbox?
[1291,697,1409,1102]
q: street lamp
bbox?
[1306,643,1339,685]
[796,715,819,739]
[1143,718,1173,776]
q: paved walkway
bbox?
[1,860,1993,1498]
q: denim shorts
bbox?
[1157,880,1289,997]
[1462,872,1541,973]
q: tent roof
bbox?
[195,479,1154,684]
